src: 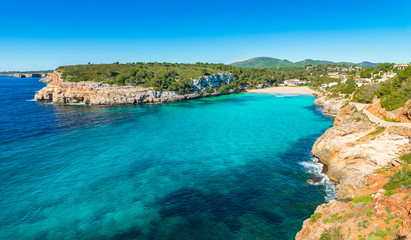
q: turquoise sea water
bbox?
[0,76,334,239]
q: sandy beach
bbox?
[247,86,315,95]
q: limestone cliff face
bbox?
[35,71,240,105]
[312,103,410,199]
[313,96,348,115]
[296,97,411,240]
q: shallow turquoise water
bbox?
[0,77,334,239]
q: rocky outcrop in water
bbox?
[35,71,240,105]
[313,95,348,115]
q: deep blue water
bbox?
[0,76,334,239]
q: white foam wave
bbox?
[66,103,86,106]
[300,157,337,202]
[315,106,337,118]
[26,99,36,102]
[272,93,299,97]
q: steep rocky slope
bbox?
[297,97,411,239]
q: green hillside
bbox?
[230,57,295,68]
[230,57,377,68]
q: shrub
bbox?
[322,214,344,223]
[384,190,397,196]
[338,198,353,203]
[310,212,322,223]
[353,195,373,203]
[383,116,400,123]
[320,227,344,240]
[368,127,385,135]
[352,83,381,103]
[383,166,411,190]
[380,92,410,111]
[358,219,370,228]
[366,210,373,217]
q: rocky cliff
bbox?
[313,95,348,115]
[296,96,411,239]
[35,71,240,105]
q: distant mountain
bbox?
[230,57,378,68]
[230,57,295,68]
[357,61,379,67]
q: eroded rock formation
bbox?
[312,103,410,199]
[297,97,411,240]
[314,95,348,115]
[35,71,240,105]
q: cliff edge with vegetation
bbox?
[35,71,240,105]
[296,67,411,239]
[34,62,312,105]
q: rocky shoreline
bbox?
[296,95,411,239]
[34,71,243,105]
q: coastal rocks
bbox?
[39,71,60,83]
[297,96,411,239]
[312,104,411,198]
[296,168,411,240]
[314,96,348,115]
[35,71,240,105]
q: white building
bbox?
[355,78,371,87]
[328,72,339,78]
[394,63,408,70]
[284,79,304,86]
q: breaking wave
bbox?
[300,157,337,202]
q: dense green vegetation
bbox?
[399,153,411,164]
[57,62,318,93]
[377,66,411,110]
[349,65,411,110]
[352,83,381,103]
[58,63,222,92]
[328,79,356,95]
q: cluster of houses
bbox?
[282,79,307,86]
[327,72,349,82]
[279,63,409,90]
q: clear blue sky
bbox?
[1,0,410,71]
